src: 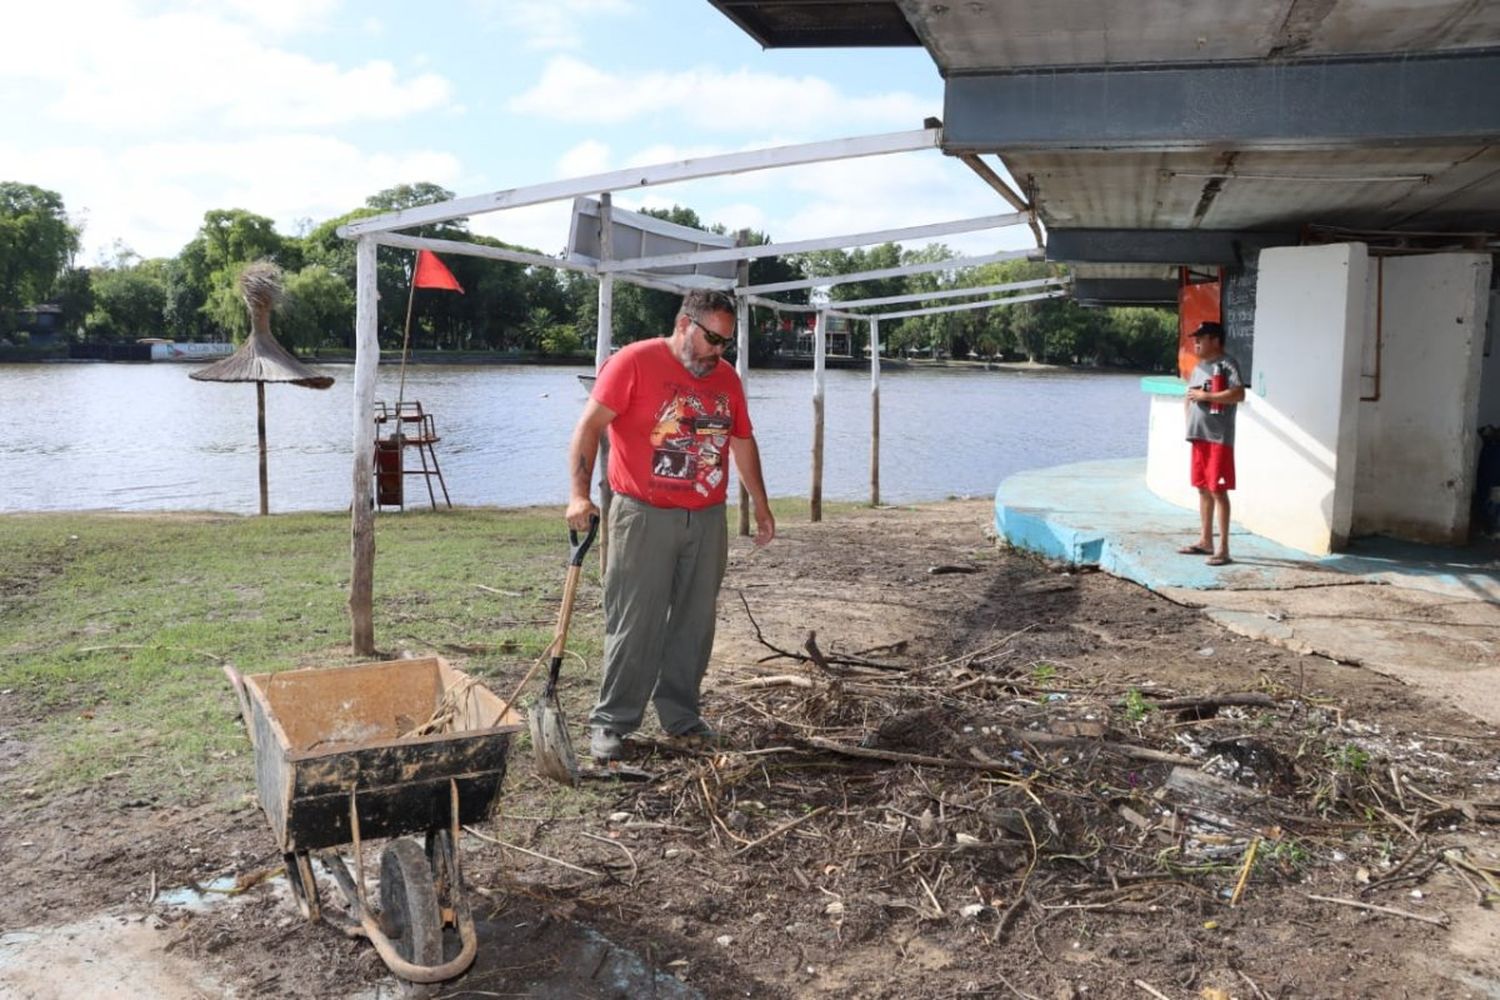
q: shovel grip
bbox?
[569,514,600,567]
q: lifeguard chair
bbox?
[372,401,452,510]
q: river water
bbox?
[0,362,1147,514]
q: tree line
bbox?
[0,180,1178,369]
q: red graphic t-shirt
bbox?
[591,338,752,510]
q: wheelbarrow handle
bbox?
[223,664,256,749]
[568,513,600,567]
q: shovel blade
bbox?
[528,700,580,786]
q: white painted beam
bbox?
[745,248,1036,295]
[869,288,1066,320]
[375,233,596,275]
[340,128,942,237]
[596,213,1026,274]
[835,276,1065,309]
[376,231,732,294]
[741,294,865,321]
[615,271,737,294]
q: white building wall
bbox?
[1235,244,1368,554]
[1352,253,1492,543]
[1145,393,1197,509]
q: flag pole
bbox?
[396,254,418,414]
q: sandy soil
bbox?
[3,499,1499,999]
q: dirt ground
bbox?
[4,499,1500,999]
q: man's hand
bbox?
[753,504,776,547]
[566,496,599,531]
[729,434,775,548]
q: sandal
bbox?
[1206,553,1233,566]
[1177,544,1212,555]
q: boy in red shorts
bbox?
[1179,321,1247,566]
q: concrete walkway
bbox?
[996,459,1500,725]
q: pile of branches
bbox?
[606,603,1500,936]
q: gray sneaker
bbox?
[590,727,624,762]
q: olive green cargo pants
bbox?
[588,495,728,736]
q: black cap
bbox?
[1190,321,1224,339]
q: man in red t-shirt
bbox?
[566,290,774,761]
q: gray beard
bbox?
[672,340,716,378]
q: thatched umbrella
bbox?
[191,262,334,515]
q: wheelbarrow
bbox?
[225,656,523,989]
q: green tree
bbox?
[53,266,93,338]
[540,323,581,356]
[352,184,466,349]
[281,264,354,352]
[365,183,462,221]
[161,257,213,341]
[0,182,80,334]
[177,209,291,340]
[85,260,169,342]
[1106,306,1178,370]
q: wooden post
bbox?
[869,316,880,507]
[595,193,615,573]
[736,257,751,537]
[350,236,379,656]
[256,382,268,516]
[811,307,826,523]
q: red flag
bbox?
[412,250,463,293]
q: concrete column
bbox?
[1236,243,1368,554]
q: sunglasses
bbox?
[686,315,734,348]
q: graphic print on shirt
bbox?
[649,387,733,497]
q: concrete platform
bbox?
[996,459,1500,725]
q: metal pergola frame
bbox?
[337,126,1046,653]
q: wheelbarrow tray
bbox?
[242,656,522,853]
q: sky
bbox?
[0,0,1034,268]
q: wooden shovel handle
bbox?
[492,516,598,724]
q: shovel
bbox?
[527,513,599,786]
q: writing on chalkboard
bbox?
[1221,253,1257,379]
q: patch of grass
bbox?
[0,496,876,807]
[1261,837,1311,874]
[1329,743,1371,773]
[1120,687,1152,723]
[1030,662,1059,684]
[0,507,601,804]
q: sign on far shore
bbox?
[140,340,234,362]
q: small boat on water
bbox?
[577,373,596,391]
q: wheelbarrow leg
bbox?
[283,850,321,923]
[426,780,466,939]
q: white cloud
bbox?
[702,202,767,234]
[510,56,934,134]
[477,0,635,51]
[469,203,578,257]
[557,140,613,178]
[2,5,453,132]
[2,136,464,261]
[216,0,342,34]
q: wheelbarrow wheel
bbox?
[380,839,443,994]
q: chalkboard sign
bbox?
[1220,253,1257,380]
